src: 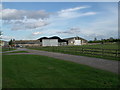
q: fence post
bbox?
[52,46,54,52]
[116,50,118,57]
[82,48,84,54]
[92,48,94,55]
[102,49,104,57]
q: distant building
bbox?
[38,36,67,46]
[14,40,41,47]
[14,36,87,47]
[64,36,88,45]
[0,40,8,46]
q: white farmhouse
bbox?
[64,36,88,45]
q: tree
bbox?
[109,37,114,40]
[0,31,2,36]
[9,39,13,46]
[101,39,104,44]
[0,31,2,39]
[94,37,97,41]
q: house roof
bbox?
[15,40,39,42]
[38,36,68,42]
[0,40,8,43]
[64,36,87,41]
[15,40,40,44]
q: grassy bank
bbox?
[3,55,119,88]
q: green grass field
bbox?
[6,51,29,53]
[28,43,119,61]
[79,43,118,49]
[0,46,1,52]
[2,47,16,52]
[3,55,119,88]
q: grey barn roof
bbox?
[64,36,87,41]
[38,36,68,42]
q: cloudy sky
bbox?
[0,2,118,41]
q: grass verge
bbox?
[3,55,119,88]
[6,51,29,53]
[2,48,16,52]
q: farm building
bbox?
[0,40,8,46]
[14,36,87,47]
[38,36,68,46]
[64,36,88,45]
[14,40,41,47]
[42,39,58,46]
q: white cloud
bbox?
[0,4,2,19]
[80,17,118,40]
[0,4,2,10]
[10,19,49,30]
[1,35,15,40]
[55,4,118,40]
[59,6,89,13]
[56,12,117,40]
[24,20,49,30]
[1,7,50,30]
[2,4,117,41]
[57,27,80,34]
[57,6,96,19]
[81,12,97,16]
[32,32,42,35]
[0,8,49,20]
[58,11,96,19]
[2,6,97,31]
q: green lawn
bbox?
[0,47,2,52]
[3,55,119,88]
[2,47,16,52]
[6,51,29,53]
[80,43,118,49]
[28,43,119,61]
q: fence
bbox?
[32,46,120,58]
[71,47,120,58]
[27,46,120,59]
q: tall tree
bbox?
[0,31,2,36]
[0,31,2,39]
[94,37,97,41]
[9,39,13,46]
[109,37,114,39]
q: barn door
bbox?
[74,40,81,45]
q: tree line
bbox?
[88,37,120,43]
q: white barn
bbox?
[38,36,67,46]
[42,39,58,46]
